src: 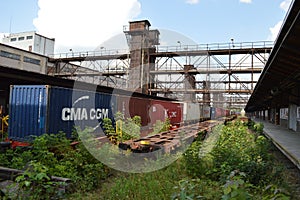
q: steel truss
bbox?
[47,41,272,109]
[148,42,272,108]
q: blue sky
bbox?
[0,0,292,52]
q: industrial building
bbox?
[2,31,55,56]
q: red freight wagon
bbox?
[225,109,230,117]
[117,95,151,127]
[149,100,182,127]
[215,107,223,118]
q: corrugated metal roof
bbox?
[246,0,300,112]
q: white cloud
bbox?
[240,0,252,4]
[268,20,283,41]
[267,0,292,41]
[33,0,141,52]
[280,0,292,12]
[185,0,199,5]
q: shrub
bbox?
[151,118,171,136]
[15,161,66,200]
[103,112,141,143]
[1,130,111,197]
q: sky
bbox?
[0,0,293,53]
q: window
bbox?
[26,35,33,40]
[23,56,41,65]
[0,50,21,60]
[280,108,288,119]
[18,37,25,41]
[10,38,17,42]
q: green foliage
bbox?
[182,138,204,177]
[103,117,117,143]
[0,130,110,197]
[207,121,273,185]
[80,161,191,200]
[253,122,264,134]
[183,127,220,178]
[182,120,289,198]
[151,118,171,136]
[102,112,141,143]
[172,179,205,200]
[15,161,65,200]
[132,115,142,127]
[248,120,264,135]
[121,117,141,141]
[221,170,252,200]
[262,184,290,200]
[1,120,290,199]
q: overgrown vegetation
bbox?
[150,118,171,136]
[103,112,141,144]
[0,130,110,199]
[0,119,293,199]
[182,119,290,199]
[72,119,291,199]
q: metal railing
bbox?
[49,48,130,59]
[48,41,273,59]
[157,41,274,53]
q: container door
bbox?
[8,85,48,141]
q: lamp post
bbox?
[230,38,235,48]
[100,46,106,55]
[69,49,73,57]
[177,41,181,50]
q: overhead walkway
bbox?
[254,119,300,170]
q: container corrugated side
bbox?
[203,105,211,119]
[117,95,150,127]
[210,107,216,119]
[149,100,182,126]
[9,85,117,141]
[8,85,48,141]
[47,87,116,137]
[183,102,201,123]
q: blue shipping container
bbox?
[210,107,216,120]
[9,85,116,141]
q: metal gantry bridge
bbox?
[48,40,272,109]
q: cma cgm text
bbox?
[62,108,109,121]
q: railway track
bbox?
[120,120,221,153]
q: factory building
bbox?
[2,31,55,56]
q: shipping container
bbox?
[8,85,116,141]
[215,107,223,118]
[210,107,216,119]
[149,100,182,127]
[117,95,150,127]
[203,105,211,119]
[225,109,230,117]
[183,102,201,123]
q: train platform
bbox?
[253,119,300,170]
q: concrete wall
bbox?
[2,31,35,52]
[0,44,47,74]
[2,32,54,56]
[34,34,55,56]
